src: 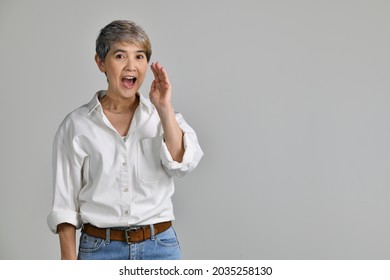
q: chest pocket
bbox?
[137,136,168,182]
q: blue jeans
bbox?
[77,226,181,260]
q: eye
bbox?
[115,53,126,59]
[136,54,145,60]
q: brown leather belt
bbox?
[82,221,172,244]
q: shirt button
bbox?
[122,162,127,168]
[123,188,129,192]
[123,210,129,215]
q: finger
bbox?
[150,62,163,83]
[151,62,163,76]
[150,79,156,92]
[150,62,158,77]
[154,62,170,83]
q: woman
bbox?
[47,20,203,260]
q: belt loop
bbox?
[149,224,155,240]
[105,228,111,244]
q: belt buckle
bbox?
[125,226,140,244]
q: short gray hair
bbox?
[96,20,152,62]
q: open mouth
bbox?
[122,76,137,89]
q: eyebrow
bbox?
[112,49,146,55]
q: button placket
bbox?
[119,152,131,218]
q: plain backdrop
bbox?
[0,0,389,259]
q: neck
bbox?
[100,93,139,113]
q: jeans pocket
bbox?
[78,232,105,253]
[156,227,180,248]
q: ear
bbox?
[95,53,106,73]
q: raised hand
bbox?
[149,61,184,162]
[149,62,172,111]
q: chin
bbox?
[121,88,139,99]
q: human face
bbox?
[95,41,148,100]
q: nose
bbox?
[125,57,136,72]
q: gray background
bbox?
[0,0,389,259]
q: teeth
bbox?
[124,76,135,80]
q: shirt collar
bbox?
[87,90,155,116]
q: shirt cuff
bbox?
[47,209,81,234]
[160,132,203,177]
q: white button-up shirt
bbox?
[47,91,203,233]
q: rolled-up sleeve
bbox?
[160,113,204,178]
[47,122,83,233]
